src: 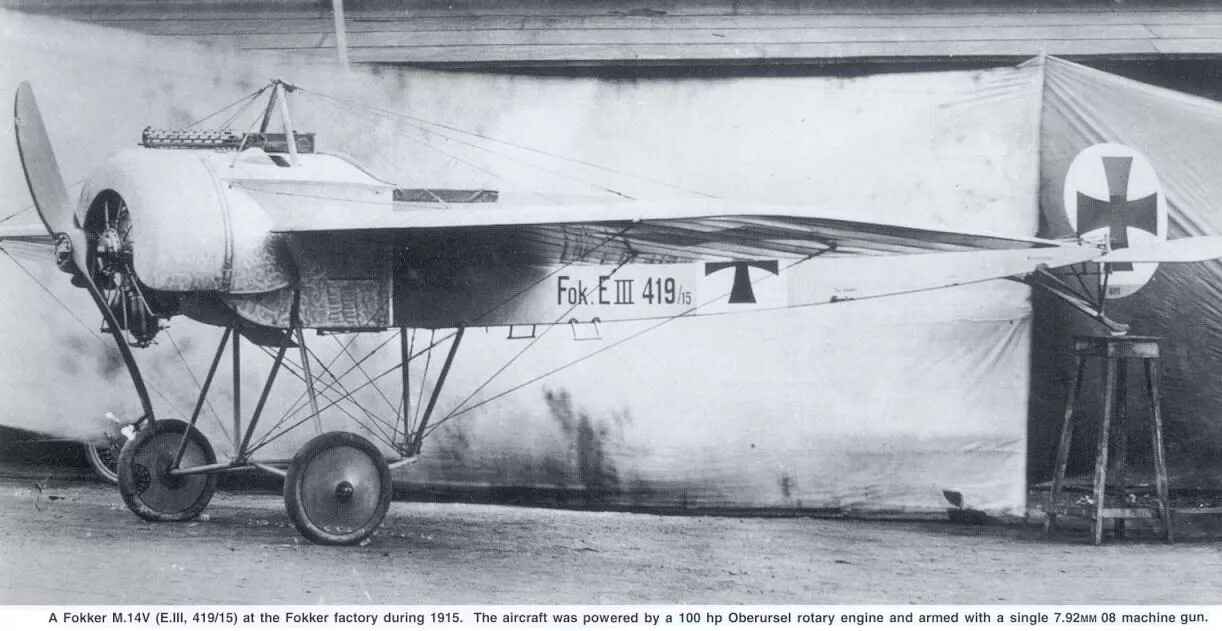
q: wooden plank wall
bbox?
[7,1,1222,67]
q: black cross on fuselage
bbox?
[1075,155,1158,272]
[704,260,779,304]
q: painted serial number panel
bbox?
[395,261,790,328]
[553,262,787,316]
[555,267,693,308]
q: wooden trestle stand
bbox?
[1043,335,1174,545]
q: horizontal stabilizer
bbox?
[1096,236,1222,264]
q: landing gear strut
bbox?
[110,316,466,545]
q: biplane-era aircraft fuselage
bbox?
[6,80,1222,545]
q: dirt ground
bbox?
[0,465,1220,606]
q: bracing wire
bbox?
[185,85,271,129]
[305,90,637,200]
[0,78,760,456]
[256,265,401,440]
[219,87,276,130]
[271,333,399,436]
[163,330,231,443]
[0,247,188,420]
[248,356,402,454]
[247,331,458,454]
[423,250,830,437]
[246,344,400,454]
[336,342,401,420]
[302,93,512,186]
[0,248,105,347]
[300,87,717,200]
[0,207,35,224]
[435,301,577,429]
[1,178,88,224]
[467,224,638,326]
[302,343,400,442]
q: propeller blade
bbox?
[13,81,88,276]
[14,82,158,420]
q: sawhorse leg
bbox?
[1146,358,1174,544]
[1092,356,1118,546]
[1112,358,1129,539]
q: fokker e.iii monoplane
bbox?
[3,80,1219,545]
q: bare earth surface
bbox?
[0,468,1220,606]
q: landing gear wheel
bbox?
[118,419,217,521]
[285,432,392,546]
[85,416,140,484]
[84,438,124,484]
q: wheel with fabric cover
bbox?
[118,419,217,521]
[284,432,392,545]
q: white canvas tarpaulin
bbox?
[0,12,1048,515]
[399,69,1046,515]
[1033,57,1222,487]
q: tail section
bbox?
[1062,143,1167,298]
[1096,236,1222,264]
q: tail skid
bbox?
[1020,268,1129,334]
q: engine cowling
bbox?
[76,147,296,294]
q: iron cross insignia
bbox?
[704,260,779,304]
[1076,155,1159,271]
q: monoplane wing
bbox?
[271,197,1065,265]
[265,194,1116,328]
